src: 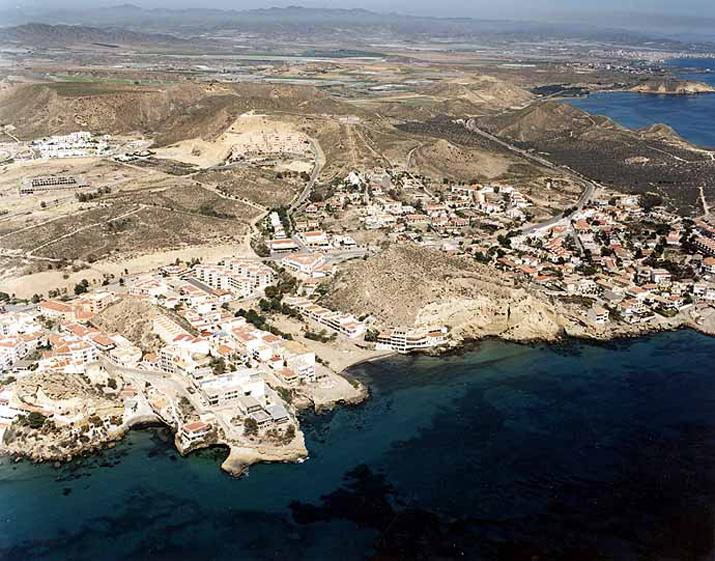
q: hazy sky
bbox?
[3,0,715,20]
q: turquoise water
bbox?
[2,330,715,560]
[569,58,715,148]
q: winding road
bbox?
[463,118,597,233]
[289,139,325,215]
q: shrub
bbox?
[23,411,47,430]
[244,417,259,437]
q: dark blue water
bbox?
[2,331,715,560]
[668,58,715,88]
[569,58,715,148]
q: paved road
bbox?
[101,358,208,413]
[463,119,597,234]
[289,140,325,215]
[264,246,371,264]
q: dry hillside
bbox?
[325,244,563,341]
[0,81,363,142]
[0,82,210,139]
[479,100,617,143]
[92,297,163,353]
[411,139,512,181]
[0,23,187,48]
[422,75,534,112]
[195,167,301,208]
[478,101,715,214]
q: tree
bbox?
[24,411,47,430]
[210,355,226,375]
[364,329,379,342]
[285,424,296,441]
[641,193,663,212]
[74,279,90,295]
[107,378,117,390]
[276,387,293,404]
[244,417,259,437]
[497,234,512,248]
[0,376,16,387]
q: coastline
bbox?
[3,319,714,474]
[0,364,372,476]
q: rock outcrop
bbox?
[326,244,564,342]
[221,435,308,477]
[630,79,715,95]
[416,291,562,343]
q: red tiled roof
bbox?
[183,421,210,433]
[40,300,72,313]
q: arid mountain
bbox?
[410,139,512,181]
[0,81,361,143]
[362,75,534,121]
[479,100,618,142]
[0,23,187,47]
[0,6,710,53]
[421,76,534,113]
[92,297,162,353]
[0,82,210,140]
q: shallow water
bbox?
[2,330,715,560]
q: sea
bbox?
[2,330,715,560]
[569,58,715,148]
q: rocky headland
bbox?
[630,79,715,95]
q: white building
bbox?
[198,369,267,409]
[588,304,610,325]
[179,420,212,447]
[651,269,672,285]
[270,238,299,253]
[299,231,331,249]
[153,315,191,345]
[281,253,330,278]
[376,326,447,353]
[284,297,367,339]
[32,132,111,159]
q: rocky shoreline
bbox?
[629,79,715,95]
[0,369,370,477]
[3,310,712,475]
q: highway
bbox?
[463,118,597,234]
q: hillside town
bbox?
[280,167,715,335]
[2,160,715,473]
[0,255,367,474]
